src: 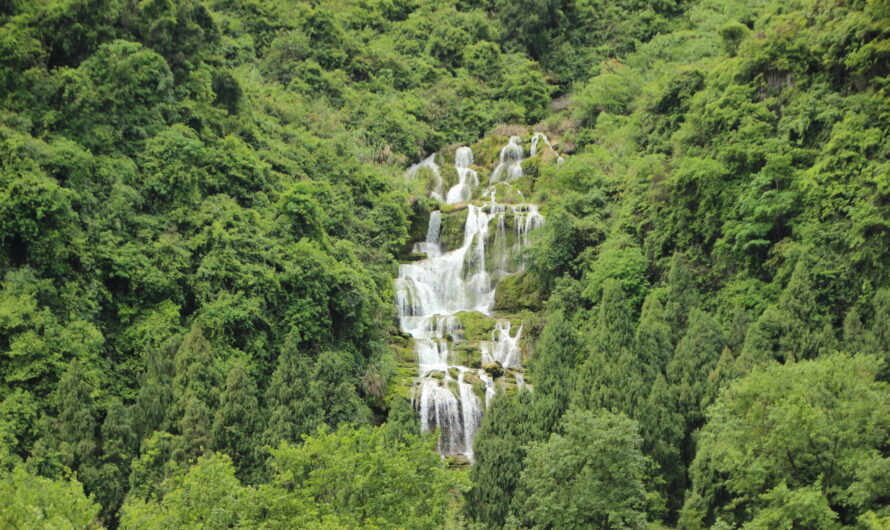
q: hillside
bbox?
[0,0,888,528]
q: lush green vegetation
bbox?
[0,0,888,528]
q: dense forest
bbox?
[0,0,888,528]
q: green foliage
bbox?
[263,344,322,447]
[682,353,890,528]
[0,465,101,529]
[516,408,662,529]
[500,61,552,124]
[123,425,464,528]
[572,280,644,416]
[467,391,550,528]
[121,452,254,529]
[211,362,263,478]
[581,238,650,309]
[718,21,748,57]
[530,309,581,403]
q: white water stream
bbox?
[397,136,549,459]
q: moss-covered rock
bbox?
[448,454,471,467]
[390,343,415,362]
[489,182,526,204]
[441,201,468,214]
[453,342,481,367]
[521,156,541,176]
[464,371,483,386]
[386,350,419,401]
[439,206,468,252]
[482,361,504,377]
[454,311,496,340]
[440,164,459,192]
[484,212,523,275]
[494,271,544,312]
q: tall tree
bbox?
[263,344,321,447]
[52,361,98,480]
[467,391,542,527]
[132,338,178,441]
[738,258,830,369]
[667,309,726,441]
[572,279,642,416]
[681,353,890,528]
[638,374,687,523]
[311,350,370,428]
[516,408,662,529]
[169,324,219,465]
[172,396,211,466]
[634,293,673,382]
[866,288,890,380]
[663,253,697,343]
[211,362,263,478]
[96,398,137,522]
[530,309,580,405]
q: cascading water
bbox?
[397,135,557,460]
[490,136,524,183]
[407,154,445,201]
[529,132,553,157]
[446,146,479,205]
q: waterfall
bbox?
[490,136,524,183]
[413,210,442,257]
[446,146,479,205]
[529,132,553,157]
[480,321,523,369]
[407,154,444,201]
[397,137,552,460]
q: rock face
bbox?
[396,135,561,461]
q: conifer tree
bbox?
[866,288,890,380]
[667,309,726,434]
[311,350,370,427]
[263,344,322,446]
[172,395,211,465]
[775,258,827,359]
[738,258,830,369]
[666,308,726,478]
[843,306,868,353]
[664,253,697,342]
[572,279,642,416]
[634,293,673,382]
[638,373,687,522]
[172,325,219,413]
[169,324,219,465]
[96,398,136,522]
[53,361,98,476]
[530,309,580,405]
[467,391,542,527]
[132,338,177,440]
[211,362,263,477]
